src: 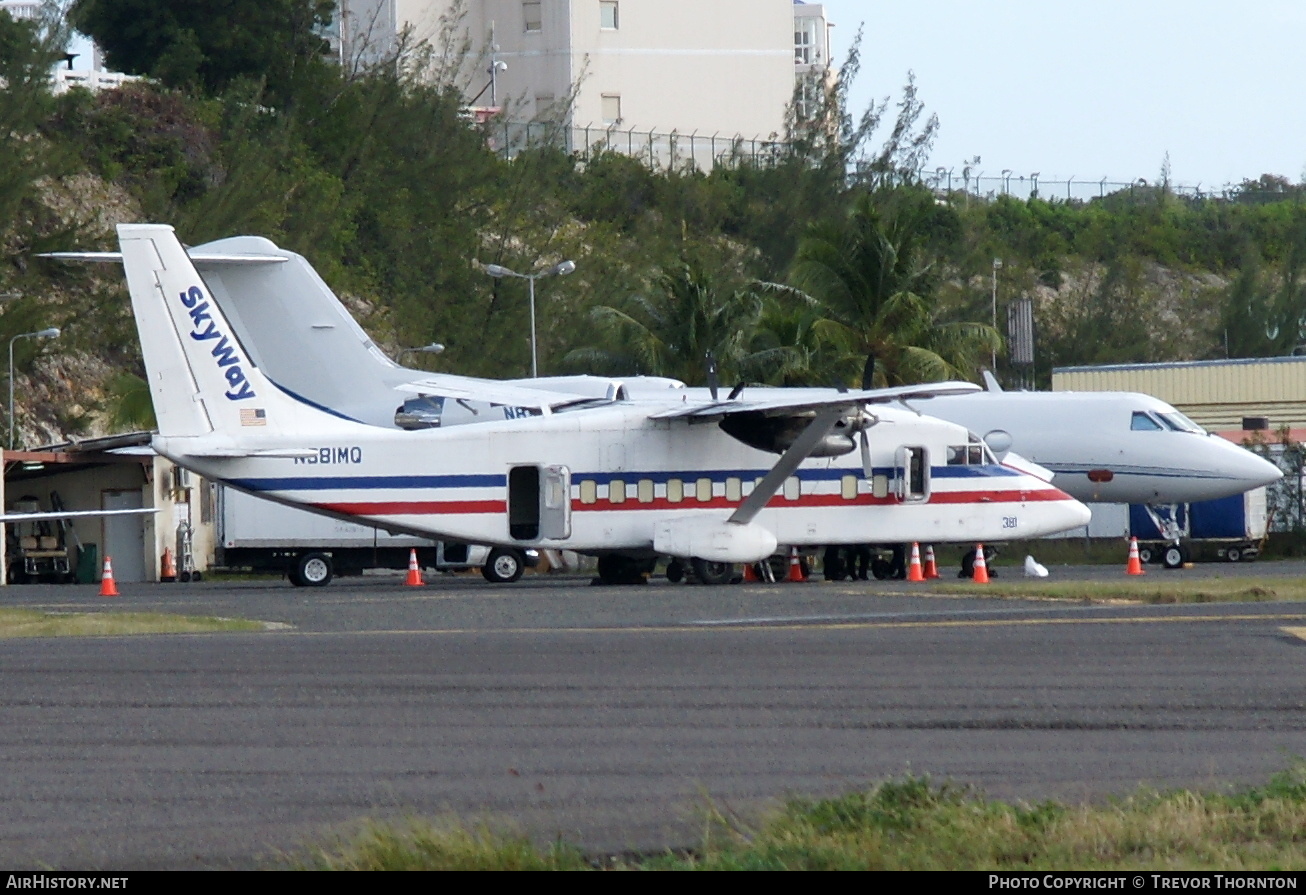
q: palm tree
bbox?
[104,372,156,432]
[564,258,762,385]
[740,293,832,386]
[788,189,999,386]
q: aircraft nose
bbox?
[1062,497,1092,530]
[1217,438,1282,489]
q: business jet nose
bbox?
[1214,437,1283,491]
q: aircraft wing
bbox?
[0,508,158,523]
[393,375,589,410]
[648,381,982,420]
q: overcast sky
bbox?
[814,0,1306,189]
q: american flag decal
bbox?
[240,408,267,427]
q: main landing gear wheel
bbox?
[665,559,685,583]
[290,552,333,587]
[1162,545,1188,570]
[482,547,525,583]
[690,558,734,586]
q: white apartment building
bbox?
[339,1,833,157]
[0,0,39,20]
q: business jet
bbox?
[97,224,1089,585]
[920,373,1281,505]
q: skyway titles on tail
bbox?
[118,225,360,445]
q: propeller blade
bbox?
[706,351,719,401]
[727,382,745,400]
[859,427,874,478]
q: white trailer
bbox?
[215,485,534,586]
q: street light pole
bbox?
[483,260,576,378]
[8,327,60,449]
[991,258,1002,374]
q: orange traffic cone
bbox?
[786,547,806,582]
[1126,537,1145,576]
[923,545,940,579]
[906,542,925,582]
[742,561,760,582]
[160,548,176,583]
[99,556,119,597]
[405,548,423,586]
[971,544,990,584]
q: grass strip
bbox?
[930,578,1294,604]
[0,608,265,637]
[296,768,1306,870]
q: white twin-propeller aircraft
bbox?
[80,224,1093,583]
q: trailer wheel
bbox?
[1162,545,1187,569]
[294,552,333,587]
[1138,546,1154,564]
[1225,547,1242,563]
[191,571,203,582]
[482,548,524,583]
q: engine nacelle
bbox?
[719,411,856,456]
[653,516,779,563]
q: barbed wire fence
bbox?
[489,118,1301,204]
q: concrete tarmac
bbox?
[1,562,1304,869]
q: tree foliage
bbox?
[68,0,334,103]
[9,5,1306,442]
[788,189,997,385]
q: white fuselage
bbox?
[918,391,1281,504]
[156,401,1090,555]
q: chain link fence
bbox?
[488,119,1297,204]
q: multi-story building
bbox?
[338,1,833,162]
[0,0,40,20]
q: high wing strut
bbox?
[727,405,848,526]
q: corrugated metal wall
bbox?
[1052,356,1306,431]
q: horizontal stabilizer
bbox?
[179,447,320,459]
[42,251,287,266]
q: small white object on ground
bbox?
[1024,555,1049,578]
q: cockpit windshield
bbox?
[1158,411,1205,434]
[1130,411,1164,431]
[947,434,997,466]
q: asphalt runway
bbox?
[1,561,1305,869]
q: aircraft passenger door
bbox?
[896,446,930,502]
[508,465,571,541]
[540,465,571,540]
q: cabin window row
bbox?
[574,476,817,505]
[573,475,891,504]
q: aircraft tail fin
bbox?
[117,224,347,439]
